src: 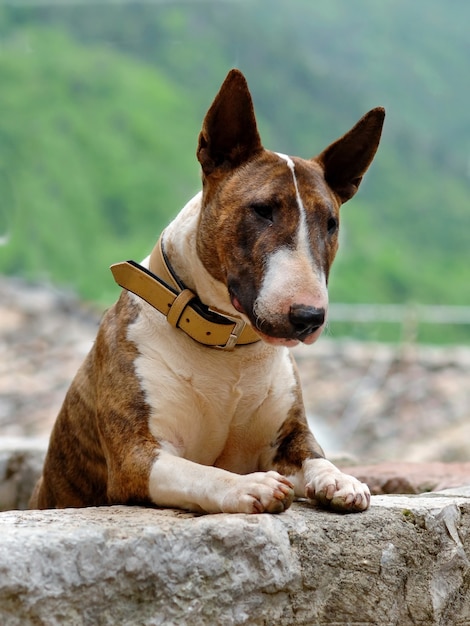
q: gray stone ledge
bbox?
[1,491,469,626]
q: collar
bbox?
[110,235,261,350]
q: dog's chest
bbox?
[126,301,297,470]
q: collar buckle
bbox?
[211,311,247,351]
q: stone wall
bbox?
[1,491,469,625]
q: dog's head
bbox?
[196,69,385,347]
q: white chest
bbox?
[127,302,297,470]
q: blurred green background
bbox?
[0,0,469,343]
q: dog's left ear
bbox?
[197,69,263,176]
[316,107,385,204]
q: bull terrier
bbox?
[30,69,385,514]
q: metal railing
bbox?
[329,304,470,325]
[327,303,470,343]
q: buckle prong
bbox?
[209,311,246,351]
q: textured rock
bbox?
[1,491,469,625]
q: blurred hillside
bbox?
[0,1,469,342]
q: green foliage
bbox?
[0,1,469,342]
[0,25,199,303]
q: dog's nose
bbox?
[289,305,325,337]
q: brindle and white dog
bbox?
[30,70,385,514]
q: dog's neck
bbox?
[148,192,241,321]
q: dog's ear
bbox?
[197,69,263,176]
[315,107,385,203]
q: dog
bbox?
[30,69,384,514]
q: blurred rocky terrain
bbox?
[1,276,469,467]
[295,340,470,464]
[0,276,100,439]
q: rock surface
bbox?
[1,492,469,626]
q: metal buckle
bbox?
[210,311,246,351]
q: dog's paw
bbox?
[304,460,370,513]
[221,471,295,514]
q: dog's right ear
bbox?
[197,69,263,176]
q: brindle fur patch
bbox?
[272,354,324,476]
[31,292,159,508]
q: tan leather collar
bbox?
[110,235,260,350]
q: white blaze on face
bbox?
[253,153,328,332]
[275,152,311,257]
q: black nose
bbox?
[289,305,325,338]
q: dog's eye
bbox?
[327,217,338,235]
[251,203,274,223]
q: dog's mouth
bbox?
[253,321,325,347]
[229,290,325,347]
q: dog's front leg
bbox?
[275,454,370,513]
[269,399,370,512]
[148,449,294,514]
